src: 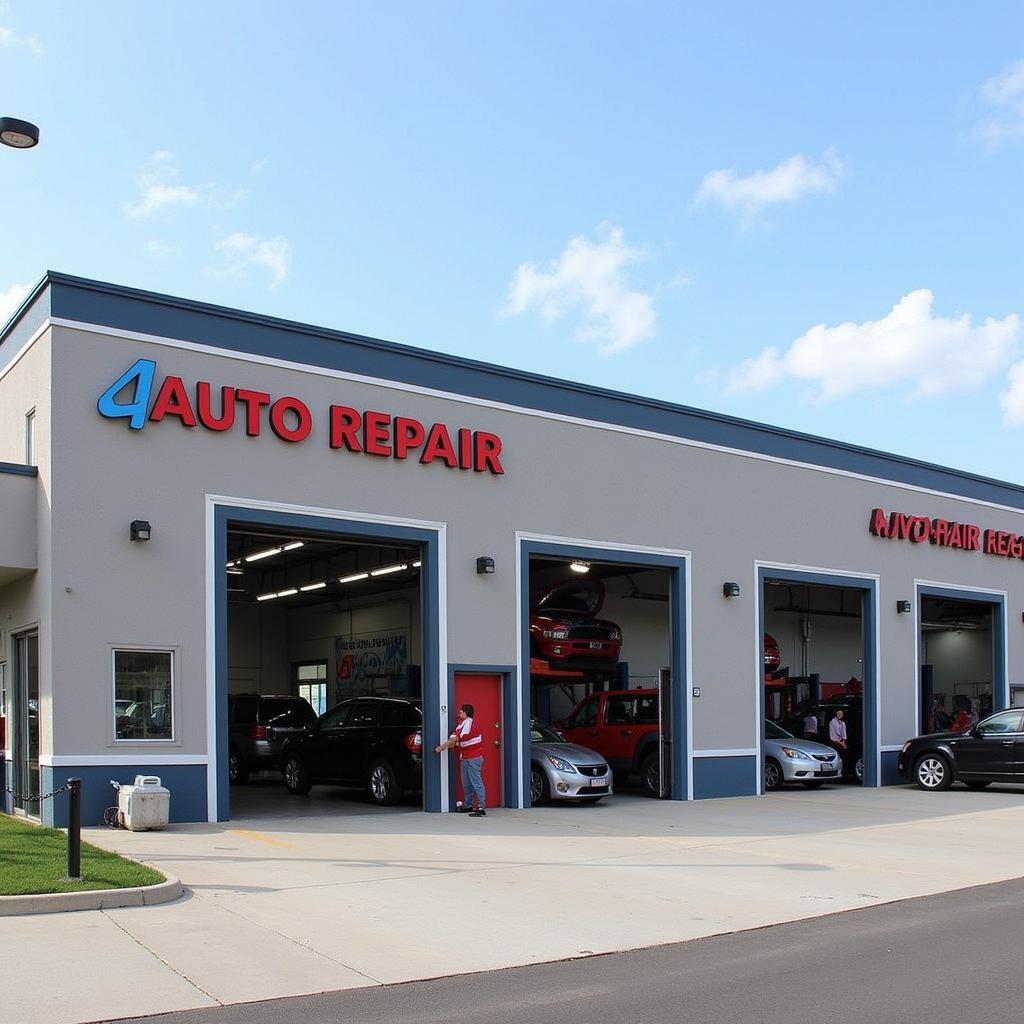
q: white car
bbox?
[764,719,841,790]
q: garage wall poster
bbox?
[335,628,410,699]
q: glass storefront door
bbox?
[13,632,39,816]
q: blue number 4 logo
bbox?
[97,359,157,431]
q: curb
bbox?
[0,875,183,916]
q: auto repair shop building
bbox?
[2,272,1023,826]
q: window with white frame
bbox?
[0,660,7,723]
[25,409,35,466]
[295,661,328,715]
[114,650,173,740]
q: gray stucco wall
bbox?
[39,320,1024,776]
[0,326,53,775]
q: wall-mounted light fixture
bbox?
[476,556,495,575]
[896,600,912,614]
[129,520,152,543]
[722,581,741,598]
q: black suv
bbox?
[782,696,864,783]
[280,696,423,806]
[227,693,318,785]
[899,708,1024,790]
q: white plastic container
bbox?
[117,774,171,831]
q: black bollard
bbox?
[67,778,81,880]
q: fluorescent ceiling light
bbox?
[246,546,283,563]
[412,560,422,568]
[282,541,304,551]
[256,593,278,602]
[300,582,327,592]
[339,571,370,584]
[569,561,591,574]
[371,563,408,577]
[277,588,298,597]
[226,569,243,576]
[225,560,239,568]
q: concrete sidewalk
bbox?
[5,784,1024,1024]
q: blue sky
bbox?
[3,2,1024,483]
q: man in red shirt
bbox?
[434,703,487,816]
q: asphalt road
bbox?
[110,878,1023,1024]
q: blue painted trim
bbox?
[0,462,37,477]
[916,584,1008,711]
[519,540,689,802]
[447,665,518,809]
[693,755,758,799]
[214,506,443,817]
[759,567,879,788]
[41,764,208,827]
[22,270,1024,511]
[881,750,904,786]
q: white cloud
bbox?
[0,282,30,324]
[145,238,182,257]
[125,152,200,218]
[124,151,247,219]
[977,59,1024,147]
[0,24,43,56]
[726,289,1021,403]
[214,232,291,287]
[695,150,845,219]
[999,363,1024,425]
[501,226,656,355]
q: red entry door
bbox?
[452,673,503,809]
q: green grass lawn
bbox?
[0,813,165,896]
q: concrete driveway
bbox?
[5,783,1024,1024]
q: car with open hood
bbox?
[529,578,623,672]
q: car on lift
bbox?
[530,578,623,672]
[899,707,1024,791]
[782,696,864,783]
[529,718,612,804]
[280,696,423,806]
[763,719,842,790]
[227,693,319,784]
[559,688,661,796]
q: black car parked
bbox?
[281,696,423,806]
[782,696,864,783]
[899,708,1024,790]
[228,693,319,785]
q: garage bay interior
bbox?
[762,579,867,792]
[225,523,424,816]
[527,555,671,804]
[919,595,996,734]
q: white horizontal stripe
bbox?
[40,754,210,767]
[693,748,758,758]
[460,735,483,748]
[49,316,1024,517]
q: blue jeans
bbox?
[460,756,486,810]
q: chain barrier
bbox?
[2,781,72,804]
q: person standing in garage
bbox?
[828,708,848,764]
[435,704,487,816]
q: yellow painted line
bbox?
[229,828,300,849]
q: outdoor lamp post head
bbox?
[0,117,40,150]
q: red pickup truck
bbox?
[560,688,660,796]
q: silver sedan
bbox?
[530,719,612,804]
[764,719,842,790]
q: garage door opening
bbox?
[225,521,425,818]
[762,577,871,794]
[527,554,674,806]
[919,595,998,734]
